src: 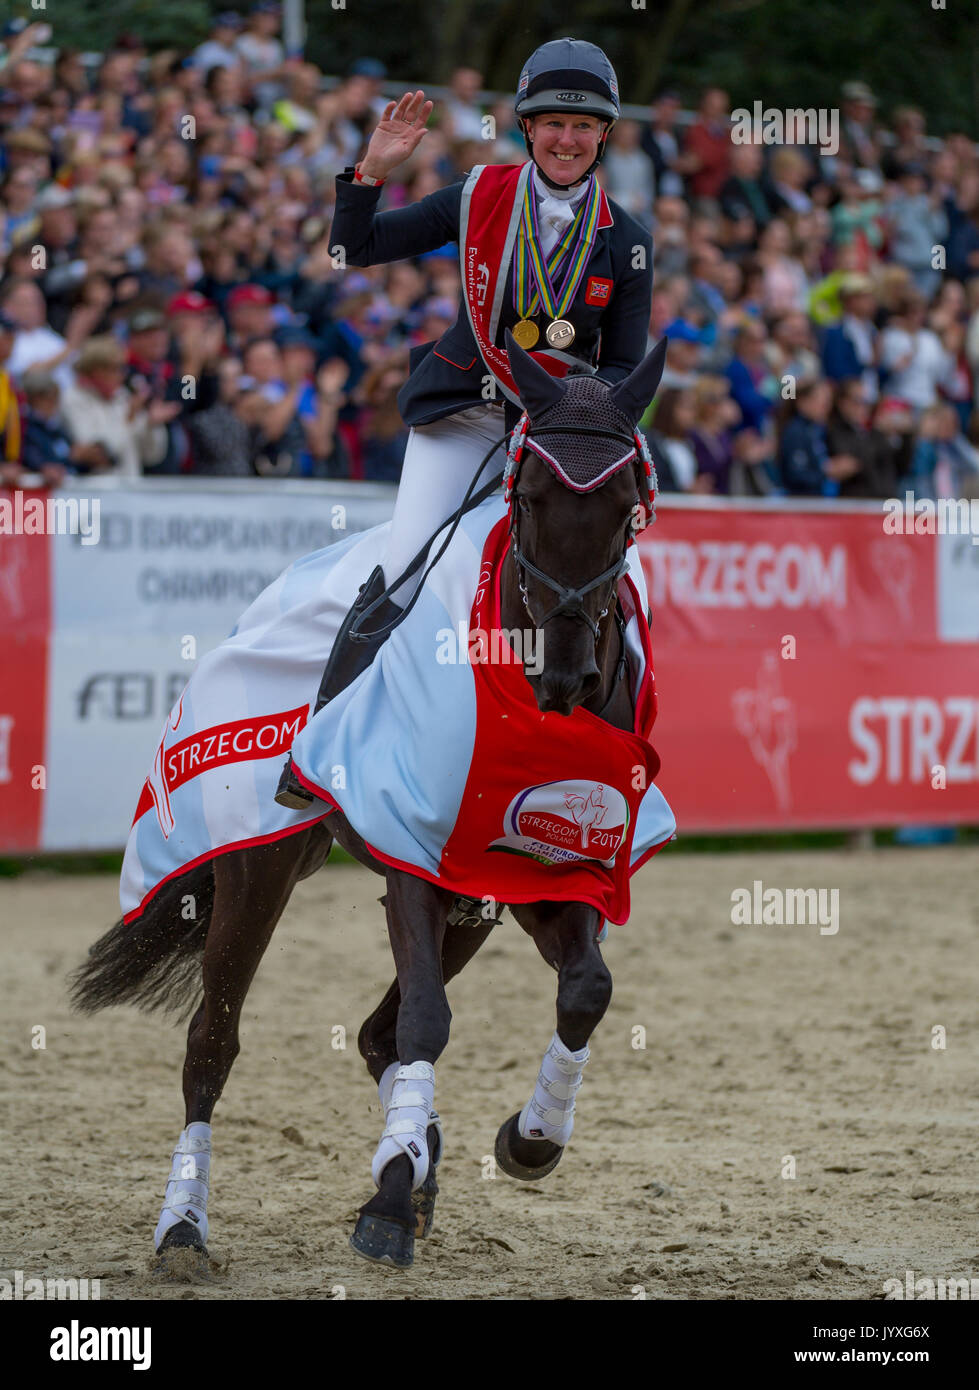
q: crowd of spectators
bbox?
[1,9,978,502]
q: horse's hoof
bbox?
[494,1112,564,1181]
[412,1166,439,1239]
[153,1221,211,1280]
[350,1212,414,1268]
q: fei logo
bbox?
[476,261,490,307]
[488,779,629,867]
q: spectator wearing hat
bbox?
[235,3,287,109]
[226,283,275,352]
[60,335,173,476]
[124,307,186,472]
[19,368,116,483]
[193,13,245,72]
[886,164,948,297]
[821,273,880,402]
[347,57,391,124]
[660,318,704,390]
[35,187,83,332]
[838,81,881,172]
[1,127,53,183]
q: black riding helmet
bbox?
[514,38,620,189]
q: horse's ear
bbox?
[607,337,668,424]
[504,328,567,419]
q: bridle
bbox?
[503,414,657,642]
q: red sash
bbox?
[458,162,613,406]
[436,516,661,924]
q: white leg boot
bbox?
[517,1033,589,1147]
[371,1061,436,1190]
[154,1121,211,1249]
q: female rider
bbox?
[278,37,653,807]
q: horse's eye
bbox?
[518,495,531,514]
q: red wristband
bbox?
[354,167,385,187]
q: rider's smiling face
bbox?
[528,113,604,184]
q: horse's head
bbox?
[502,331,667,716]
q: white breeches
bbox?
[380,404,509,605]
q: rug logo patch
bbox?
[142,704,308,837]
[488,779,629,867]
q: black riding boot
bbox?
[274,565,399,809]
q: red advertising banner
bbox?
[0,493,51,852]
[636,501,979,831]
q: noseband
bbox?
[504,417,657,641]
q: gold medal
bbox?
[512,318,539,349]
[545,318,575,349]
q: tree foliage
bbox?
[35,0,978,135]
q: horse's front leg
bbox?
[350,869,454,1268]
[357,915,496,1241]
[495,900,612,1180]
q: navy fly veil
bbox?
[503,373,658,523]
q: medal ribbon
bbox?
[512,175,601,321]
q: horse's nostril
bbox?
[537,671,593,717]
[580,669,601,699]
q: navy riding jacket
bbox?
[330,166,654,432]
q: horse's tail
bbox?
[69,862,215,1021]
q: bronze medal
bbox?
[512,317,540,349]
[545,318,575,349]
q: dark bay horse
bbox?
[70,332,668,1271]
